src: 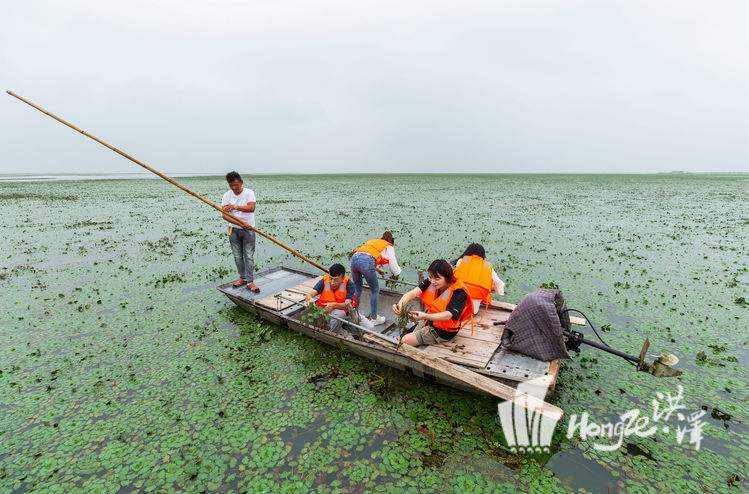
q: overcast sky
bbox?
[1,0,747,174]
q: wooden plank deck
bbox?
[255,277,322,310]
[419,306,508,368]
[299,277,323,289]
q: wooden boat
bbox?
[218,265,572,408]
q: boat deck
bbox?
[218,265,560,390]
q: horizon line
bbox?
[2,171,747,179]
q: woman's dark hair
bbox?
[460,243,486,259]
[381,231,394,244]
[226,171,242,183]
[329,263,346,277]
[427,259,453,281]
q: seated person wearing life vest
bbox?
[351,231,402,326]
[304,263,359,339]
[453,243,505,315]
[391,259,473,347]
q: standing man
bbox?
[221,171,259,292]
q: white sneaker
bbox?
[369,315,387,325]
[358,315,374,330]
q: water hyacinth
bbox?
[0,174,746,492]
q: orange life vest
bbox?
[354,239,392,265]
[454,255,493,304]
[316,275,357,310]
[419,277,473,332]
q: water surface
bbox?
[1,174,747,492]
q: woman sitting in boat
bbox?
[351,231,402,326]
[391,259,473,347]
[453,243,505,315]
[305,263,359,339]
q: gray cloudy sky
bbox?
[1,0,747,174]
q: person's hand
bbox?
[222,204,234,212]
[408,311,426,322]
[392,303,402,315]
[376,267,385,276]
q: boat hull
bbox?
[218,265,560,398]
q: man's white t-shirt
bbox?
[221,188,256,227]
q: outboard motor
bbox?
[501,287,682,377]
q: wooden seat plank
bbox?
[299,277,323,288]
[455,324,503,343]
[256,295,291,311]
[421,334,501,368]
[256,289,306,311]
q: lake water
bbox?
[0,174,746,492]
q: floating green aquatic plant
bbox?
[301,302,328,327]
[1,174,747,493]
[396,302,412,332]
[385,276,400,289]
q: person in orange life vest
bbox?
[453,243,505,315]
[350,231,401,326]
[304,263,359,338]
[391,259,472,347]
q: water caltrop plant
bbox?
[301,301,328,327]
[397,302,412,332]
[0,174,747,493]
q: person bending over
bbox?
[350,231,401,326]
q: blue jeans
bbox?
[229,228,255,282]
[350,252,379,319]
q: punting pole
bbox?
[6,90,328,274]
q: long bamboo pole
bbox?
[6,90,328,273]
